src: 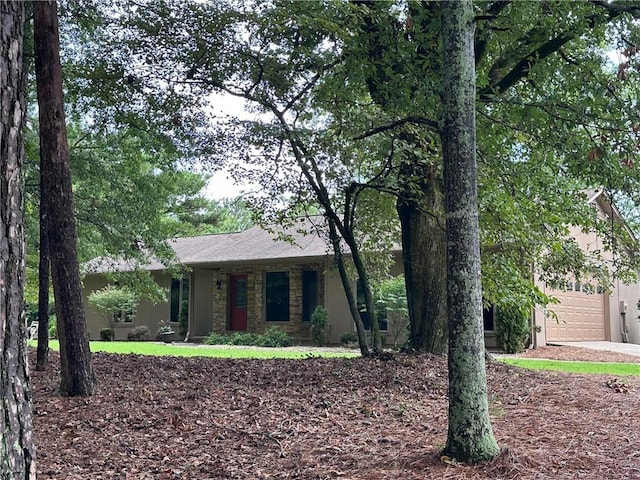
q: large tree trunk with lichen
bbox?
[440,0,499,464]
[0,1,38,476]
[34,0,95,396]
[398,165,448,354]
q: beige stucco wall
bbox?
[321,251,407,345]
[571,222,640,344]
[190,269,214,337]
[83,272,172,341]
[322,265,353,344]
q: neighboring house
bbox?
[82,221,402,344]
[83,197,640,347]
[532,191,640,347]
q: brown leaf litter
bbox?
[31,346,640,479]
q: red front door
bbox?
[229,274,248,331]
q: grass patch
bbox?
[39,340,359,359]
[500,358,640,376]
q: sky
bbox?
[200,93,251,200]
[204,170,243,200]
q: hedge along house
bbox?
[82,221,403,344]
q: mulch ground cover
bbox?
[32,346,640,479]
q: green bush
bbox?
[310,306,330,346]
[127,325,150,341]
[340,331,358,345]
[257,327,294,347]
[178,299,189,337]
[100,328,115,341]
[495,304,530,354]
[204,328,294,348]
[229,332,259,345]
[48,314,57,339]
[375,276,409,347]
[204,332,230,345]
[88,285,138,330]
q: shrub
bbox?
[204,329,294,348]
[310,306,330,346]
[100,328,115,341]
[375,276,409,347]
[495,304,530,354]
[204,332,230,345]
[88,285,138,331]
[127,325,150,341]
[178,299,189,337]
[229,332,259,345]
[48,314,57,339]
[257,327,294,347]
[339,331,358,345]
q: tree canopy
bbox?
[53,0,640,354]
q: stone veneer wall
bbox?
[210,262,325,342]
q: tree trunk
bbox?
[348,239,382,354]
[34,0,95,396]
[0,1,38,476]
[327,218,371,356]
[440,0,499,463]
[355,1,448,354]
[36,186,50,370]
[398,169,448,355]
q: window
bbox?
[234,277,247,308]
[170,277,190,324]
[483,305,495,331]
[302,270,318,322]
[113,308,135,324]
[265,272,290,321]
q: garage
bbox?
[545,282,606,342]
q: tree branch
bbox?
[474,1,512,65]
[353,116,439,141]
[480,3,636,100]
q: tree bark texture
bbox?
[440,0,499,463]
[397,168,448,355]
[36,193,50,370]
[0,1,38,476]
[34,0,95,396]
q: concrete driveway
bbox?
[550,341,640,356]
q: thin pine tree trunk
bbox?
[36,194,50,370]
[34,0,95,396]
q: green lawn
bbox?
[500,358,640,376]
[39,340,359,359]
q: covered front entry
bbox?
[545,284,606,341]
[229,274,248,331]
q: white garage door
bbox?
[545,283,606,342]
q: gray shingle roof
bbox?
[84,221,333,274]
